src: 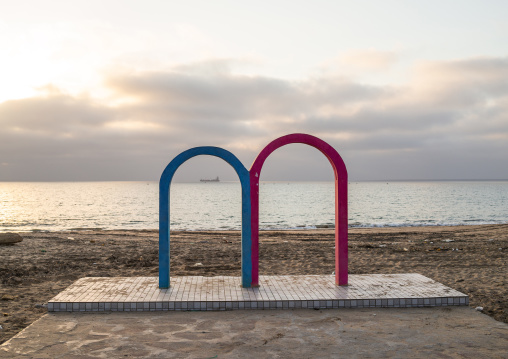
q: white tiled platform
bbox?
[48,274,468,312]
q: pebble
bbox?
[475,306,483,311]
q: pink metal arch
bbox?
[250,133,348,286]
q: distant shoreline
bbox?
[3,222,508,234]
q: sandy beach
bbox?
[1,224,507,345]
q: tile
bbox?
[47,274,469,312]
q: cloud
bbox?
[339,49,399,72]
[317,50,399,80]
[1,56,507,181]
[409,57,508,107]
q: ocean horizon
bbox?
[1,180,507,233]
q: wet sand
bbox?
[1,224,507,345]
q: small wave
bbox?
[260,225,318,231]
[348,220,507,228]
[260,220,508,230]
[69,227,104,231]
[316,224,334,229]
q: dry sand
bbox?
[1,224,507,346]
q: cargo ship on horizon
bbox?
[200,176,220,182]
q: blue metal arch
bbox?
[159,146,252,288]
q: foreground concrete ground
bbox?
[1,307,507,358]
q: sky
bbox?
[0,0,507,182]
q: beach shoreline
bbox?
[1,224,507,345]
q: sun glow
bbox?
[0,22,91,103]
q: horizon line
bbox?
[1,179,507,183]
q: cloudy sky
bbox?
[1,0,507,182]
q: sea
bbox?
[0,181,507,233]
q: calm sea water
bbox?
[0,181,507,233]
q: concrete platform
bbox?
[3,308,508,358]
[48,274,468,312]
